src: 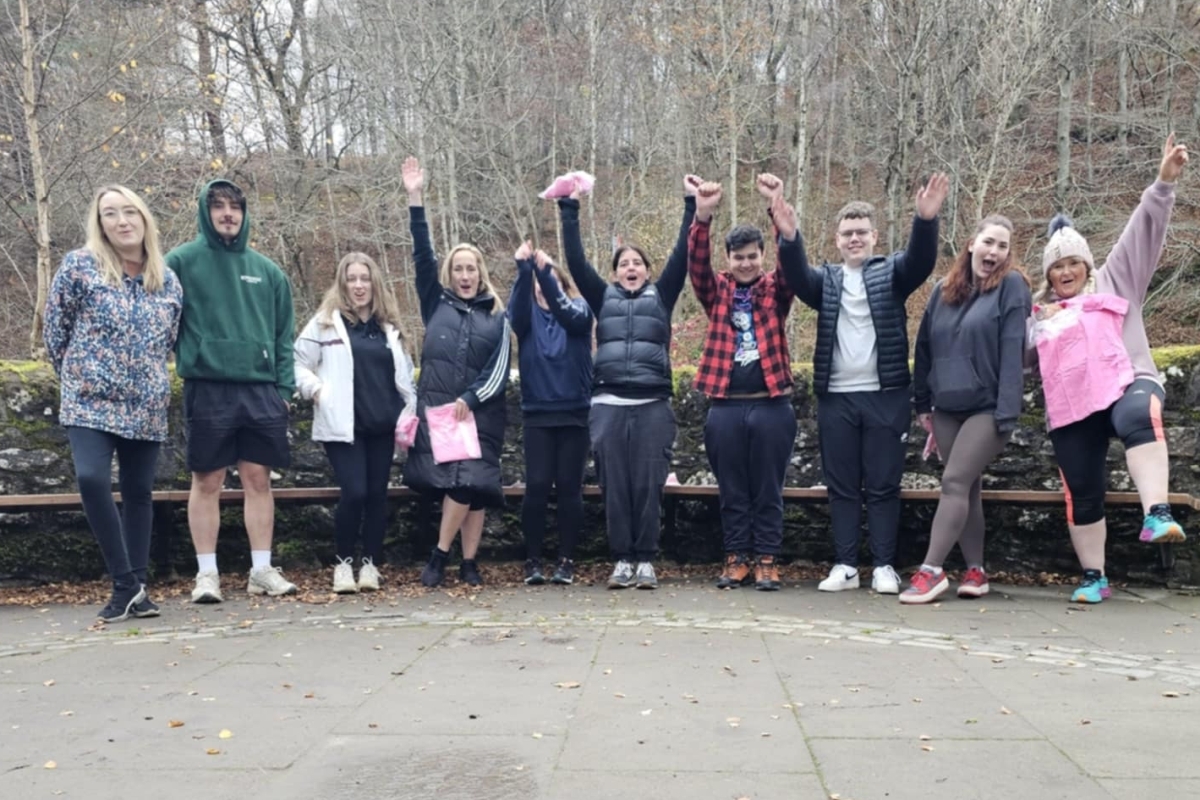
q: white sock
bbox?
[197,553,217,574]
[250,550,272,571]
[920,564,943,574]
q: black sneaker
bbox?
[420,547,449,588]
[459,559,483,587]
[97,584,147,624]
[551,558,575,585]
[131,587,161,618]
[524,558,546,586]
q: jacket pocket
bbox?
[931,356,987,411]
[194,338,274,382]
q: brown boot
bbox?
[715,553,753,589]
[754,555,781,591]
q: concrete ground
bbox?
[2,574,1199,800]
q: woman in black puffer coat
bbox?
[401,157,511,588]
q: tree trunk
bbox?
[193,0,227,158]
[1055,59,1072,209]
[18,0,52,360]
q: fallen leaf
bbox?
[614,692,626,698]
[1000,706,1012,715]
[59,711,73,717]
[44,761,57,769]
[554,681,581,689]
[218,729,233,739]
[603,669,613,675]
[205,748,220,755]
[168,720,185,728]
[921,745,934,752]
[368,723,379,729]
[1163,691,1181,698]
[1080,719,1091,725]
[43,680,55,687]
[760,732,771,737]
[919,734,932,741]
[640,709,652,716]
[532,732,543,739]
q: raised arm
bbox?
[507,240,535,338]
[534,250,594,336]
[43,251,87,376]
[1099,133,1187,303]
[688,180,723,315]
[654,174,701,313]
[769,194,822,308]
[556,195,607,313]
[893,172,948,296]
[403,156,442,323]
[995,273,1033,435]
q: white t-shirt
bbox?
[828,267,881,392]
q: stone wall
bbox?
[2,351,1198,583]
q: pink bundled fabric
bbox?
[539,170,595,200]
[919,415,940,462]
[1032,293,1134,431]
[424,403,482,464]
[395,414,419,450]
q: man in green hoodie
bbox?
[168,180,297,603]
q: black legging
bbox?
[66,426,160,585]
[323,431,395,561]
[1049,378,1165,526]
[521,424,590,561]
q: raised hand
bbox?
[515,239,534,262]
[1159,132,1189,183]
[770,194,798,241]
[695,181,722,222]
[914,171,950,220]
[684,174,703,197]
[402,156,425,204]
[534,249,555,271]
[756,173,784,201]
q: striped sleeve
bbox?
[461,317,512,409]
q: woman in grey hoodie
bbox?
[904,216,1032,604]
[1028,133,1189,604]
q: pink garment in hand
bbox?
[539,170,596,200]
[424,403,483,464]
[395,414,419,450]
[1032,293,1135,431]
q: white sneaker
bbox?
[607,560,635,589]
[247,566,298,596]
[634,562,658,590]
[332,558,358,594]
[872,565,901,594]
[357,558,381,592]
[191,570,223,604]
[818,564,860,592]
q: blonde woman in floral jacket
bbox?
[44,185,182,623]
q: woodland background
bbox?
[3,0,1200,364]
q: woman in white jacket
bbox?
[295,252,416,593]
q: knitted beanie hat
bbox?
[1042,213,1094,273]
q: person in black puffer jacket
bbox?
[401,157,512,589]
[554,173,700,591]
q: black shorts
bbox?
[184,380,291,473]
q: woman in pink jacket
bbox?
[1030,133,1189,603]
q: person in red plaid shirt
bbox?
[688,175,807,590]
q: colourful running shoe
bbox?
[899,568,949,605]
[1140,504,1186,544]
[1071,569,1109,604]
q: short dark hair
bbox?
[836,201,874,225]
[206,182,246,211]
[725,224,764,254]
[610,244,653,272]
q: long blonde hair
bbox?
[316,251,404,331]
[84,184,166,293]
[439,243,505,314]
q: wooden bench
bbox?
[2,486,1195,573]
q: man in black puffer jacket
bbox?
[783,173,949,595]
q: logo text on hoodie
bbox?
[240,275,263,284]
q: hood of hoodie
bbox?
[197,178,250,252]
